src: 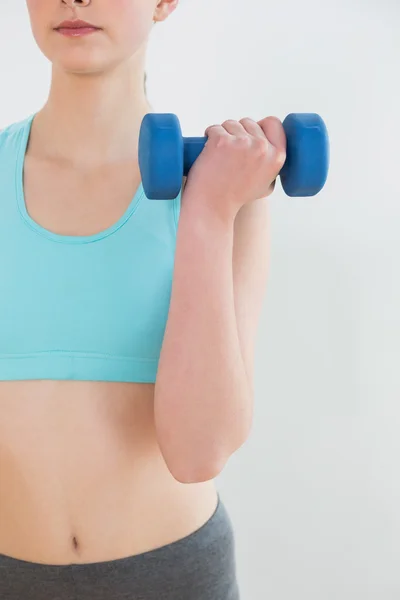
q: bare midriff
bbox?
[0,381,218,565]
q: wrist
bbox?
[180,189,237,232]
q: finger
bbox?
[239,117,266,139]
[257,116,287,156]
[221,119,247,137]
[204,124,231,139]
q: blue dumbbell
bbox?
[138,113,329,200]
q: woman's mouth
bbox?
[54,20,101,37]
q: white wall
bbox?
[1,1,399,598]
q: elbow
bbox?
[168,456,227,484]
[155,402,253,485]
[163,433,250,484]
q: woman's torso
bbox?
[0,116,217,565]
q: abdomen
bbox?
[0,380,217,564]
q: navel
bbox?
[71,535,80,553]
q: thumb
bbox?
[258,116,287,160]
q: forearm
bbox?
[154,194,253,483]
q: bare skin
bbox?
[0,138,218,564]
[0,384,217,565]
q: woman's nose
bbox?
[62,0,92,7]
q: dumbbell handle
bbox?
[182,131,287,176]
[183,137,207,176]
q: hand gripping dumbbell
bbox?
[138,113,329,200]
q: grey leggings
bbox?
[0,495,240,600]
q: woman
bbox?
[0,0,286,598]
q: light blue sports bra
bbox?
[0,114,181,383]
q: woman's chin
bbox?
[54,55,112,76]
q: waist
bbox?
[0,494,237,600]
[0,381,218,565]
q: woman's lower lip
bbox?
[56,27,99,37]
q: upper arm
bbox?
[233,197,270,388]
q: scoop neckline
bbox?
[15,112,145,245]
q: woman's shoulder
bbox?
[0,114,33,138]
[0,114,33,152]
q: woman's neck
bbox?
[30,58,152,168]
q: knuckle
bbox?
[215,134,231,148]
[236,135,252,148]
[254,137,269,154]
